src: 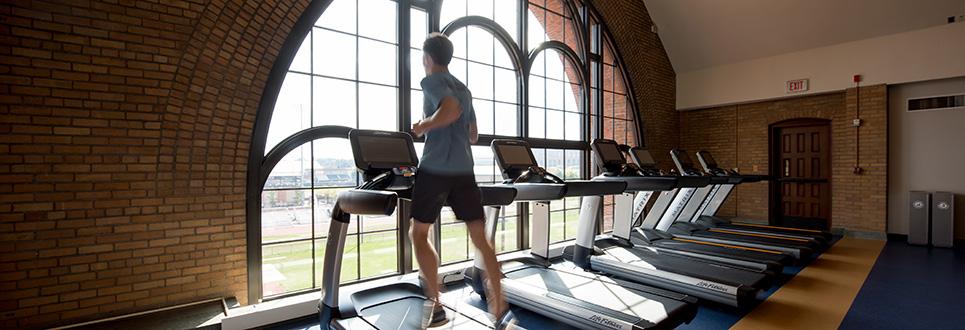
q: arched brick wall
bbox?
[0,1,311,328]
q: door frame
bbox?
[768,118,832,229]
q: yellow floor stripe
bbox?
[730,237,885,330]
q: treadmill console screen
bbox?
[633,149,657,166]
[358,136,415,164]
[495,144,536,167]
[697,151,720,171]
[350,130,419,171]
[596,141,625,164]
[671,149,700,173]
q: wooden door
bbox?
[773,122,831,230]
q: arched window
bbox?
[248,0,642,301]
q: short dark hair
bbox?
[422,33,453,66]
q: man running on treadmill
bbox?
[410,33,512,329]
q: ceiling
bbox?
[644,0,965,72]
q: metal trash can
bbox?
[908,191,930,246]
[931,192,955,248]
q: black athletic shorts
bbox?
[411,171,484,223]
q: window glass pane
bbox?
[467,62,494,100]
[528,76,545,107]
[532,148,546,167]
[313,188,350,239]
[265,145,311,190]
[312,139,357,187]
[545,78,564,110]
[545,110,564,140]
[317,0,356,33]
[410,89,424,124]
[263,241,313,296]
[467,27,494,65]
[550,210,565,243]
[545,51,565,80]
[440,209,470,264]
[449,58,468,84]
[358,39,397,86]
[530,51,545,77]
[313,29,356,80]
[410,49,424,87]
[494,0,519,43]
[341,234,360,282]
[262,189,312,243]
[564,111,581,141]
[528,106,545,138]
[545,149,564,178]
[494,102,518,136]
[448,29,468,60]
[614,93,628,120]
[526,6,546,50]
[440,0,467,28]
[358,83,397,130]
[565,149,582,179]
[472,145,496,183]
[359,231,398,278]
[494,68,516,103]
[357,0,397,43]
[493,40,514,70]
[291,31,312,73]
[313,76,356,128]
[494,215,518,253]
[410,8,427,48]
[473,99,494,135]
[467,0,494,19]
[564,207,580,240]
[266,72,311,154]
[565,82,580,112]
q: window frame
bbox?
[247,0,645,302]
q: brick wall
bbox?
[678,85,888,233]
[0,0,674,328]
[589,0,678,169]
[0,1,311,328]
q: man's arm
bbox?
[412,96,461,136]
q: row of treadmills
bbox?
[314,128,832,329]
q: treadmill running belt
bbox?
[504,265,688,325]
[691,230,816,250]
[597,240,769,289]
[632,232,792,267]
[357,297,490,329]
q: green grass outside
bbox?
[263,208,584,297]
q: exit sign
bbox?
[786,79,809,93]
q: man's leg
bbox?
[466,219,507,318]
[410,220,440,302]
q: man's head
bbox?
[422,32,453,74]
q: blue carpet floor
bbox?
[839,240,965,330]
[677,238,832,330]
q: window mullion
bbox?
[399,1,411,137]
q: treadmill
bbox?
[626,147,795,272]
[688,151,832,242]
[559,139,768,307]
[465,139,698,330]
[317,129,518,329]
[658,149,818,259]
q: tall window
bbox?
[252,0,641,299]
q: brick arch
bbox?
[0,0,311,327]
